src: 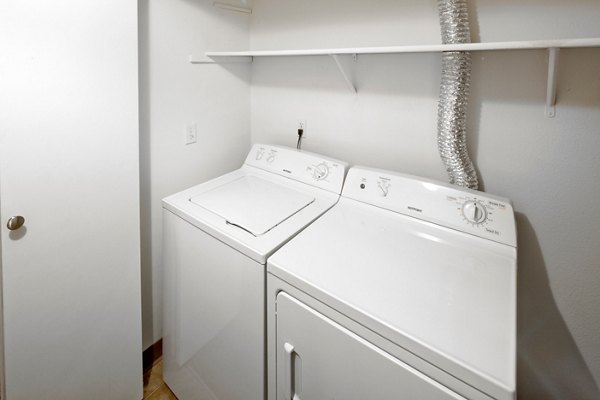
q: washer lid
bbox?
[190,175,315,236]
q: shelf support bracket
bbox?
[545,47,560,118]
[330,54,357,93]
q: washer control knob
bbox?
[255,149,264,160]
[266,154,276,164]
[462,201,487,224]
[313,163,329,181]
[377,181,390,197]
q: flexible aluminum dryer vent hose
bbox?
[437,0,479,189]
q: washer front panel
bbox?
[162,210,264,400]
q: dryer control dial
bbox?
[462,200,487,224]
[312,163,330,181]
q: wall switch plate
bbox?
[185,123,197,145]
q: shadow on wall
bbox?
[516,213,599,399]
[138,0,154,349]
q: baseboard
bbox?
[143,339,163,372]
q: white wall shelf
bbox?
[192,38,600,116]
[203,38,600,58]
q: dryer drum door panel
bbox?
[275,292,466,400]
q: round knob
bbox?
[378,182,390,197]
[255,150,264,160]
[7,216,25,231]
[462,201,487,224]
[313,163,329,181]
[266,154,276,164]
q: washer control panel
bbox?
[245,144,348,194]
[343,166,516,247]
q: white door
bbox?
[276,292,466,400]
[0,1,142,399]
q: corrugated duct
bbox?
[437,0,479,189]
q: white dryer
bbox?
[267,166,517,400]
[162,144,348,400]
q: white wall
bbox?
[139,0,251,349]
[249,0,600,398]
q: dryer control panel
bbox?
[343,167,517,247]
[245,144,348,194]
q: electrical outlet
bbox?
[297,119,307,135]
[185,123,197,145]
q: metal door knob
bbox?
[7,216,25,231]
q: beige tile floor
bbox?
[143,358,177,400]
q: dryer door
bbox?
[275,292,466,400]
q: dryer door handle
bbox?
[283,342,301,400]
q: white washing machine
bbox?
[161,144,347,400]
[267,166,517,400]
